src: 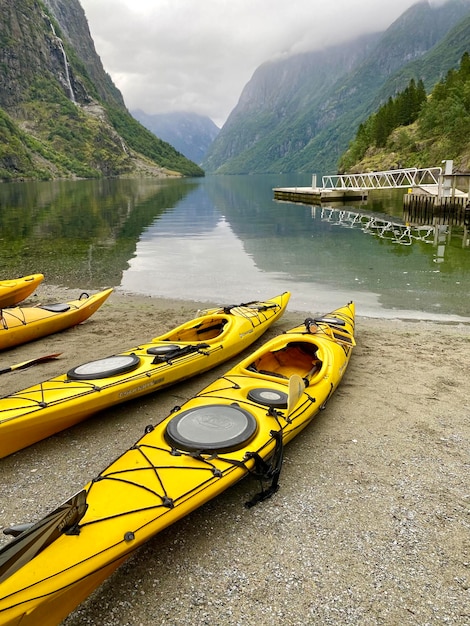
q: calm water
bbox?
[1,175,469,320]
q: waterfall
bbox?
[56,36,76,104]
[45,16,77,104]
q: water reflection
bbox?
[319,206,437,246]
[0,176,469,320]
[0,178,197,287]
[122,176,470,319]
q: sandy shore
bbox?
[0,286,469,625]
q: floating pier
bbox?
[273,186,368,203]
[273,164,469,206]
[274,163,470,247]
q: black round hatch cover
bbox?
[67,354,141,380]
[146,344,180,355]
[247,388,288,409]
[165,404,258,453]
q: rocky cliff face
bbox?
[203,0,470,174]
[42,0,125,108]
[0,0,105,111]
[0,0,203,180]
[202,34,380,174]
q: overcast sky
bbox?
[79,0,431,127]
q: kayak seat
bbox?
[38,303,71,313]
[249,342,321,379]
[196,320,227,339]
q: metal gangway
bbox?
[321,167,442,191]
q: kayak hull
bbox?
[0,288,113,351]
[0,293,290,458]
[0,301,354,625]
[0,275,44,309]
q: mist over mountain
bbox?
[132,110,219,165]
[203,0,470,175]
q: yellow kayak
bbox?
[0,292,290,458]
[0,301,354,626]
[0,289,113,351]
[0,274,44,309]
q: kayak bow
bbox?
[0,289,113,351]
[0,274,44,309]
[0,300,354,626]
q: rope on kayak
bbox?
[225,304,282,331]
[17,386,312,535]
[222,301,280,314]
[0,379,103,414]
[80,439,239,526]
[0,307,27,329]
[304,317,355,352]
[0,345,228,416]
[79,428,287,528]
[244,430,284,508]
[150,343,210,364]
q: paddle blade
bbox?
[287,374,305,416]
[0,353,62,376]
[0,490,87,583]
[13,353,61,371]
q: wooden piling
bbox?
[403,194,469,226]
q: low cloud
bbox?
[81,0,421,126]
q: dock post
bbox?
[441,159,453,199]
[312,174,317,189]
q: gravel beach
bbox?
[0,286,469,626]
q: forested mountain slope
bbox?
[339,52,470,172]
[0,0,203,181]
[203,0,470,175]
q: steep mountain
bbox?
[372,11,470,103]
[0,0,203,181]
[202,34,380,174]
[203,0,470,175]
[132,110,220,165]
[42,0,125,108]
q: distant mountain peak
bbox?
[132,110,219,165]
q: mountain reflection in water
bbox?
[1,175,469,321]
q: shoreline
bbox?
[36,282,470,324]
[0,288,469,625]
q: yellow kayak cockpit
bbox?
[157,315,228,342]
[247,340,323,381]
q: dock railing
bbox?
[321,167,442,190]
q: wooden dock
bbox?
[273,186,368,203]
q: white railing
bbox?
[322,167,442,190]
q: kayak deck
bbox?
[0,301,354,626]
[0,288,113,350]
[0,293,290,458]
[0,274,44,309]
